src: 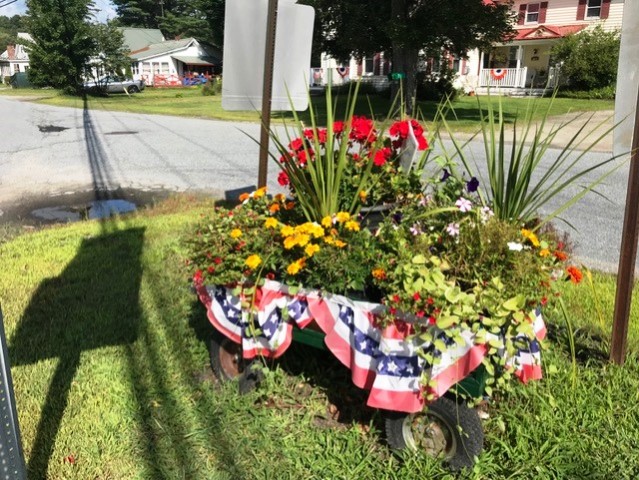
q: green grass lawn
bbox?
[0,86,615,131]
[1,199,638,479]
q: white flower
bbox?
[507,242,524,251]
[455,197,473,213]
[446,222,460,237]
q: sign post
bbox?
[611,1,639,364]
[0,306,27,480]
[222,0,315,187]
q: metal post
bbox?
[0,306,27,480]
[611,87,639,365]
[258,0,278,188]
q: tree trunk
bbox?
[391,45,419,117]
[390,0,419,116]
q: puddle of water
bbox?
[32,199,137,222]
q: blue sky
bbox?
[1,0,117,23]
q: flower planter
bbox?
[195,279,546,468]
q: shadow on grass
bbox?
[9,227,146,479]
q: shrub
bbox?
[551,25,620,91]
[416,64,459,102]
[556,85,616,100]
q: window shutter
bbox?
[601,0,611,19]
[539,2,548,23]
[518,4,527,25]
[577,0,587,20]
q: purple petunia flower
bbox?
[466,177,479,193]
[440,169,451,182]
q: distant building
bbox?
[0,33,33,81]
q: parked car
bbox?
[83,76,145,94]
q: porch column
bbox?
[478,51,484,76]
[516,45,522,70]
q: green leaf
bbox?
[412,254,427,264]
[503,295,525,311]
[436,315,457,330]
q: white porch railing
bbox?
[479,67,528,88]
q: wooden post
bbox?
[258,0,278,188]
[611,87,639,365]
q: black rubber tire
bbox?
[127,85,139,93]
[209,332,244,382]
[385,396,484,470]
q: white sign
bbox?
[222,0,315,111]
[614,1,639,156]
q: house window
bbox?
[586,0,602,18]
[161,62,170,74]
[526,3,540,23]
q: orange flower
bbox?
[567,266,583,284]
[539,248,550,257]
[554,251,568,262]
[359,191,368,203]
[269,203,280,213]
[285,201,295,210]
[372,268,386,280]
[239,193,250,202]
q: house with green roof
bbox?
[122,28,222,87]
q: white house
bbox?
[0,33,33,81]
[463,0,625,93]
[128,36,221,87]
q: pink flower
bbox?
[455,197,472,213]
[446,222,460,237]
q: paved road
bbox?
[0,96,631,272]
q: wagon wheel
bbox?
[209,331,244,381]
[209,332,262,393]
[385,396,484,470]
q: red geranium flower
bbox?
[289,138,304,151]
[333,120,344,135]
[373,147,392,167]
[277,171,290,186]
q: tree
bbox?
[87,21,131,85]
[112,0,225,47]
[302,0,515,113]
[0,15,26,53]
[551,25,620,91]
[26,0,95,92]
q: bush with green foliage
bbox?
[416,64,459,102]
[556,85,615,100]
[551,25,620,91]
[201,76,222,96]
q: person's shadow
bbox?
[9,226,145,479]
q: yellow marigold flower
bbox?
[281,225,295,237]
[269,203,280,213]
[310,223,325,238]
[254,187,267,198]
[539,248,550,257]
[334,240,347,248]
[305,243,320,257]
[239,193,250,202]
[372,268,386,280]
[330,228,338,237]
[286,259,305,275]
[230,229,242,239]
[345,220,360,231]
[335,211,351,223]
[323,236,335,245]
[274,193,286,203]
[283,236,298,249]
[521,229,540,247]
[296,233,311,247]
[245,254,262,269]
[321,216,333,228]
[264,218,278,229]
[359,191,367,202]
